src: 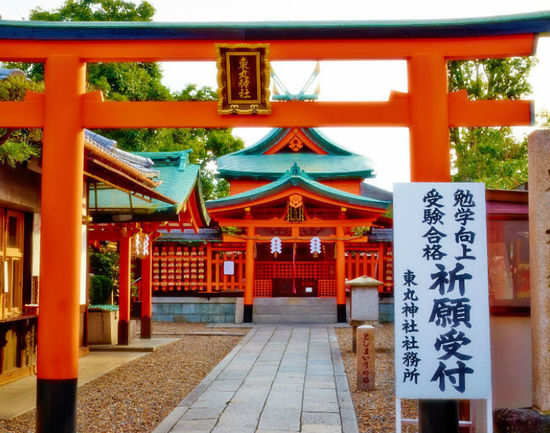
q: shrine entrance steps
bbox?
[253,297,337,324]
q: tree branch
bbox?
[0,129,15,146]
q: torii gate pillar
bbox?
[37,56,85,433]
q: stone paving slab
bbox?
[154,325,358,433]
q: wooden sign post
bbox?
[393,183,493,433]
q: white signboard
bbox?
[393,183,492,400]
[223,261,235,276]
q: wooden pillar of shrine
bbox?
[140,239,153,339]
[408,55,451,182]
[408,55,457,433]
[118,234,131,345]
[336,225,346,322]
[37,55,85,433]
[244,227,255,322]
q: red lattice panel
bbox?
[255,261,335,280]
[318,280,336,297]
[254,280,272,297]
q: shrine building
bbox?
[153,127,393,323]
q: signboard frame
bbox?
[216,43,271,115]
[393,182,493,433]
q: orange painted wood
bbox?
[0,101,43,127]
[214,253,220,291]
[245,231,255,305]
[82,100,410,128]
[37,56,85,380]
[208,187,388,214]
[214,218,380,228]
[230,180,270,196]
[0,90,530,130]
[118,235,131,324]
[377,243,385,291]
[448,90,532,126]
[206,243,212,291]
[408,55,451,182]
[140,242,152,321]
[319,180,361,195]
[0,35,534,62]
[336,226,346,305]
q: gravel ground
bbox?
[335,323,419,433]
[0,322,245,433]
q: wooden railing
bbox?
[153,243,245,294]
[344,243,393,294]
[152,242,393,295]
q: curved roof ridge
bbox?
[227,127,355,157]
[1,12,549,40]
[207,162,389,210]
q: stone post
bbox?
[356,325,375,391]
[348,276,382,321]
[348,276,382,353]
[528,129,550,414]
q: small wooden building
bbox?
[154,127,393,323]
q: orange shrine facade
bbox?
[153,127,394,322]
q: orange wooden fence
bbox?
[153,242,393,295]
[344,243,393,294]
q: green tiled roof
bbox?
[217,128,374,180]
[90,150,210,225]
[207,163,390,210]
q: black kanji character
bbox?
[423,208,445,225]
[430,361,474,393]
[402,335,419,350]
[403,288,419,302]
[455,244,476,261]
[423,244,447,261]
[403,352,421,368]
[403,368,420,384]
[423,226,447,244]
[453,189,476,208]
[402,319,419,333]
[402,302,419,318]
[403,270,418,287]
[448,262,472,295]
[429,263,449,295]
[454,207,475,226]
[434,329,472,361]
[429,297,472,328]
[423,188,444,208]
[455,226,476,244]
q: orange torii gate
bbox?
[0,12,548,432]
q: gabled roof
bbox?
[360,182,393,203]
[217,128,374,180]
[90,150,210,227]
[0,13,548,41]
[233,128,355,156]
[207,163,390,211]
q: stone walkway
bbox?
[154,326,358,433]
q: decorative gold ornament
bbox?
[216,44,271,115]
[287,194,304,222]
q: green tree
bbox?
[5,0,244,199]
[0,73,43,166]
[448,57,536,189]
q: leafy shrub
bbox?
[90,275,114,305]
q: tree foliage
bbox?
[448,57,536,189]
[0,74,43,166]
[3,0,244,199]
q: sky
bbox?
[2,0,550,190]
